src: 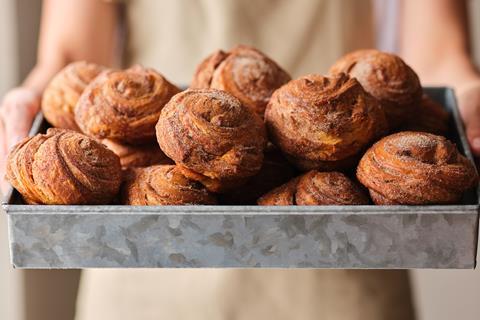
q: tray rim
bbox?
[2,86,479,214]
[2,204,479,215]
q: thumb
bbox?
[466,121,480,157]
[3,106,34,151]
[456,82,480,157]
[6,124,30,152]
[0,118,10,197]
[7,131,29,151]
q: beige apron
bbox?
[76,1,414,319]
[123,0,375,84]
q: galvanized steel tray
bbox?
[2,87,479,269]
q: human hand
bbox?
[456,80,480,158]
[0,87,40,194]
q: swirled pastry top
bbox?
[329,49,422,128]
[42,61,105,131]
[258,170,368,205]
[191,45,291,116]
[75,65,180,143]
[265,73,387,170]
[356,131,478,205]
[156,89,267,189]
[121,165,217,205]
[6,129,122,205]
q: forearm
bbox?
[400,0,480,89]
[23,62,65,98]
[21,0,119,98]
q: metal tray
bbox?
[2,87,479,269]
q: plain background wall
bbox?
[0,1,479,320]
[0,0,23,319]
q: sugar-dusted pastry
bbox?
[258,170,369,205]
[191,45,291,116]
[75,65,180,143]
[102,139,173,169]
[42,61,105,131]
[6,129,121,205]
[357,131,478,205]
[402,94,450,136]
[121,165,217,205]
[156,89,267,193]
[219,145,295,204]
[329,49,422,129]
[265,73,388,171]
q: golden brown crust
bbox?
[257,178,300,205]
[174,165,249,194]
[258,170,369,205]
[191,45,291,116]
[191,50,229,88]
[402,95,450,136]
[156,89,267,193]
[329,49,422,129]
[42,61,105,131]
[101,139,173,169]
[6,129,122,205]
[356,131,479,205]
[75,65,180,143]
[121,165,217,205]
[265,73,388,171]
[219,146,296,204]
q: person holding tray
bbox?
[1,0,479,319]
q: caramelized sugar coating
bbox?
[357,131,478,205]
[265,73,388,171]
[121,165,217,205]
[402,95,450,136]
[258,170,369,205]
[219,145,295,204]
[75,65,180,143]
[6,129,121,204]
[329,49,422,129]
[42,61,105,131]
[101,139,173,169]
[191,45,291,116]
[156,89,267,193]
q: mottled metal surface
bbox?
[5,206,479,269]
[2,88,479,269]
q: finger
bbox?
[0,116,10,197]
[0,113,6,156]
[5,127,30,152]
[464,107,480,157]
[456,85,480,157]
[3,104,33,151]
[466,125,480,157]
